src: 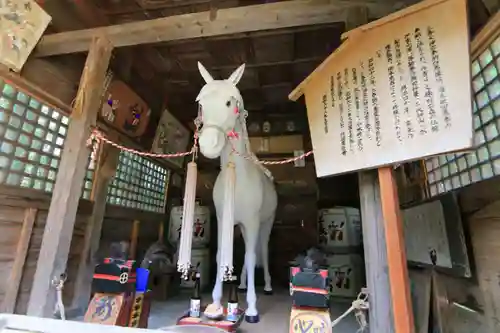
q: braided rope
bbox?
[86,127,313,165]
[230,142,314,165]
[86,129,197,158]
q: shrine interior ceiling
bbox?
[40,0,493,165]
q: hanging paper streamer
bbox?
[177,161,198,280]
[219,161,236,281]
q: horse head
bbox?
[195,61,246,159]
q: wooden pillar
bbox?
[130,220,140,260]
[72,143,120,311]
[27,36,113,317]
[358,171,395,333]
[466,200,500,332]
[378,167,415,333]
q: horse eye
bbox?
[226,100,231,107]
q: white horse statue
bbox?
[196,61,277,323]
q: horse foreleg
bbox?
[260,216,274,295]
[211,227,223,308]
[243,219,260,323]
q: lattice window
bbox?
[426,35,500,195]
[0,79,96,198]
[107,151,169,213]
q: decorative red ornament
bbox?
[227,130,239,139]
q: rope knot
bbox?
[52,273,67,291]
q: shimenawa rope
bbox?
[86,127,312,166]
[331,289,369,332]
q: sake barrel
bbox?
[318,207,362,249]
[180,248,210,290]
[325,253,364,298]
[169,203,211,248]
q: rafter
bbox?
[34,0,409,57]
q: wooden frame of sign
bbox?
[0,1,51,72]
[289,0,472,332]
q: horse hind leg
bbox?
[238,225,247,292]
[242,219,260,323]
[260,216,274,295]
[210,216,224,308]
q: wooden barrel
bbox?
[169,203,211,248]
[318,207,362,249]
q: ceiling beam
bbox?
[34,0,406,57]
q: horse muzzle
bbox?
[198,126,226,159]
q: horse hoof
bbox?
[238,288,247,293]
[245,314,260,323]
[263,290,273,295]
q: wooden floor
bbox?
[145,290,361,332]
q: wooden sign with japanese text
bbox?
[290,0,472,177]
[0,0,51,71]
[100,80,151,138]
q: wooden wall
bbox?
[460,197,500,333]
[422,175,500,332]
[0,184,166,314]
[0,185,92,314]
[97,206,164,262]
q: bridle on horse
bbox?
[196,97,247,142]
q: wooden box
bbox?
[325,253,365,298]
[250,135,303,154]
[267,163,317,195]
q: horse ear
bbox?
[197,61,214,83]
[228,64,245,85]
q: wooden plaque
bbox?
[100,80,151,137]
[290,0,472,177]
[151,108,190,168]
[289,307,332,333]
[84,293,132,326]
[0,1,51,72]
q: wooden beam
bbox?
[358,171,395,333]
[65,0,166,113]
[71,143,120,311]
[0,62,77,115]
[378,167,415,333]
[1,208,37,313]
[26,36,113,318]
[34,0,404,57]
